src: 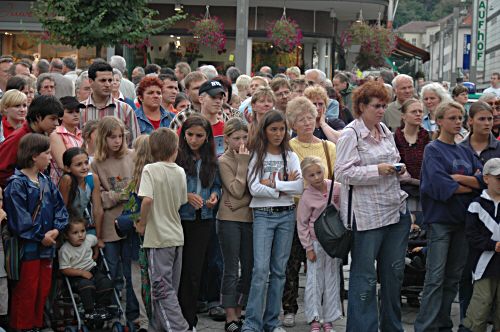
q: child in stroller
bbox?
[402,223,427,307]
[58,217,114,322]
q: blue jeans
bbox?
[103,239,139,321]
[346,210,411,332]
[414,223,468,332]
[242,208,295,332]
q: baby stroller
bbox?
[54,249,136,332]
[401,227,427,307]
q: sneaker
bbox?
[272,328,287,332]
[282,313,295,327]
[225,320,241,332]
[208,306,226,322]
[322,322,335,332]
[310,321,321,332]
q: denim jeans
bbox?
[346,210,411,332]
[103,239,139,321]
[242,208,295,332]
[414,223,468,332]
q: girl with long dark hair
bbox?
[176,115,221,331]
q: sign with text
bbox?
[476,0,487,72]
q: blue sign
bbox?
[463,34,471,70]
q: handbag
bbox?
[314,179,353,259]
[3,181,44,280]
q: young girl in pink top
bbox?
[296,156,342,332]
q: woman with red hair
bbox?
[134,76,176,134]
[334,81,411,332]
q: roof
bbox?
[396,21,436,33]
[393,36,430,62]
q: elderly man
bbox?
[37,74,56,96]
[259,65,273,76]
[75,71,91,102]
[110,55,136,100]
[8,61,30,77]
[305,69,340,119]
[131,66,145,86]
[0,56,13,94]
[49,58,74,98]
[198,64,218,80]
[333,72,354,113]
[62,57,78,83]
[32,59,49,77]
[382,74,415,131]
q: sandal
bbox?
[310,321,321,332]
[323,322,334,332]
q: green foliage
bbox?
[33,0,186,49]
[393,0,472,28]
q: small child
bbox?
[463,157,500,332]
[296,156,342,332]
[59,218,114,321]
[136,128,189,332]
[4,133,68,330]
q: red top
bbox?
[147,117,161,130]
[394,127,430,179]
[1,116,23,139]
[0,122,33,188]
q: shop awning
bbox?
[392,36,430,62]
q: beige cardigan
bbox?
[91,150,135,242]
[217,149,253,222]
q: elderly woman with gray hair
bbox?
[421,82,452,133]
[281,96,340,328]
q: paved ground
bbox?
[197,265,464,332]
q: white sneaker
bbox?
[272,327,287,332]
[282,313,296,327]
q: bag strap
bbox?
[322,140,333,180]
[281,150,289,181]
[326,180,335,207]
[347,185,353,230]
[31,177,44,223]
[344,126,358,231]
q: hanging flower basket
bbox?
[191,7,226,53]
[341,22,397,70]
[266,16,303,52]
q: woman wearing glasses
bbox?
[334,81,411,332]
[414,101,484,332]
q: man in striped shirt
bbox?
[80,61,140,144]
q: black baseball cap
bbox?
[60,96,85,110]
[198,80,226,97]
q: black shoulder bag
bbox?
[314,137,354,259]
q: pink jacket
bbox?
[296,179,341,252]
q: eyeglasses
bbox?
[368,103,387,110]
[276,90,290,98]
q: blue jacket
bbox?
[4,170,68,260]
[420,140,484,225]
[466,191,500,279]
[326,99,340,119]
[179,160,222,221]
[134,106,175,134]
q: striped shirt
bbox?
[334,118,408,231]
[80,95,140,144]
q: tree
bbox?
[393,0,426,28]
[33,0,185,56]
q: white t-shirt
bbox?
[483,86,500,97]
[138,162,187,248]
[247,151,304,208]
[58,234,97,272]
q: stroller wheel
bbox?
[64,327,78,332]
[126,320,137,332]
[112,322,125,332]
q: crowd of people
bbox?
[0,53,499,332]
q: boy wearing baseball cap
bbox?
[463,158,500,332]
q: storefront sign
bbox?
[476,0,487,72]
[0,1,37,22]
